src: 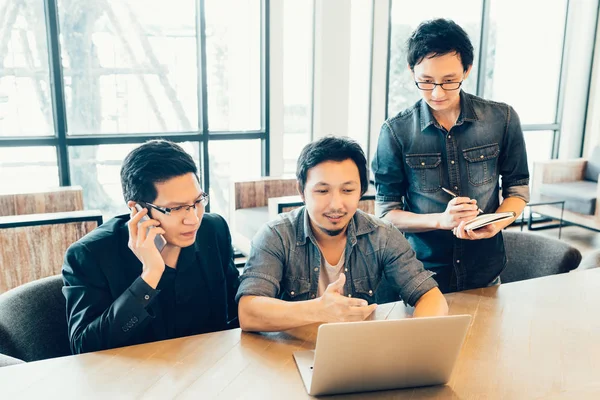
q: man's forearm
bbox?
[383,209,443,233]
[239,296,322,332]
[494,197,527,230]
[412,288,448,317]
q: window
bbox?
[282,0,314,174]
[58,0,198,135]
[484,0,568,124]
[0,146,59,193]
[205,0,262,131]
[0,0,267,221]
[208,139,262,221]
[387,0,483,117]
[0,0,54,137]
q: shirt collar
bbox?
[419,90,479,132]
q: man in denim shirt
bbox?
[372,19,530,293]
[237,137,448,332]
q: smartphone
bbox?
[134,204,167,252]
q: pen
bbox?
[441,187,484,214]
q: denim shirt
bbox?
[372,91,530,293]
[236,207,438,306]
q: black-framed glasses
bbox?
[414,81,463,91]
[144,193,209,216]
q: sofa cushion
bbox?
[584,146,600,182]
[539,180,597,215]
[234,207,269,242]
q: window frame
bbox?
[0,0,270,213]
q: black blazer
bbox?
[62,213,239,354]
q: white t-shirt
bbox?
[317,248,346,297]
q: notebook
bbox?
[463,211,516,231]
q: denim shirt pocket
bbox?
[462,143,500,186]
[280,277,311,301]
[352,276,380,304]
[405,153,442,193]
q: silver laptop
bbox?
[293,315,471,396]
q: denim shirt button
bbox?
[448,135,451,139]
[314,268,319,272]
[368,290,373,295]
[290,291,295,296]
[454,186,458,190]
[456,259,461,263]
[311,294,316,299]
[347,294,352,298]
[344,268,348,272]
[451,160,455,164]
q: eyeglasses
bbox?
[143,193,209,216]
[414,81,463,91]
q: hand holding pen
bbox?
[436,187,482,231]
[441,187,484,214]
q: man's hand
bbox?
[438,197,480,230]
[127,201,166,288]
[316,273,377,322]
[452,220,501,240]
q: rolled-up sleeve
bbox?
[499,106,530,196]
[235,224,286,302]
[381,224,438,306]
[371,122,408,217]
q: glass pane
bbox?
[282,0,313,175]
[387,0,483,117]
[58,0,198,135]
[0,0,53,136]
[347,0,372,154]
[0,147,59,193]
[69,142,202,219]
[205,0,261,131]
[485,0,567,124]
[208,139,262,222]
[524,130,554,180]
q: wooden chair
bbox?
[230,177,298,255]
[0,187,102,293]
[0,186,85,217]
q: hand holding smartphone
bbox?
[134,204,167,253]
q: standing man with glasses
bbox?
[372,19,529,293]
[62,140,239,354]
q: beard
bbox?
[318,225,346,237]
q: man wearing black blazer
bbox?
[62,140,239,354]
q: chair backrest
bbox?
[501,230,582,284]
[0,186,84,217]
[0,211,102,293]
[0,275,70,362]
[232,178,298,210]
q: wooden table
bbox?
[2,269,600,399]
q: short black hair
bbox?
[120,140,199,204]
[407,18,474,72]
[296,136,368,195]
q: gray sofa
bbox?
[531,146,600,231]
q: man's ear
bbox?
[463,64,473,80]
[296,181,305,203]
